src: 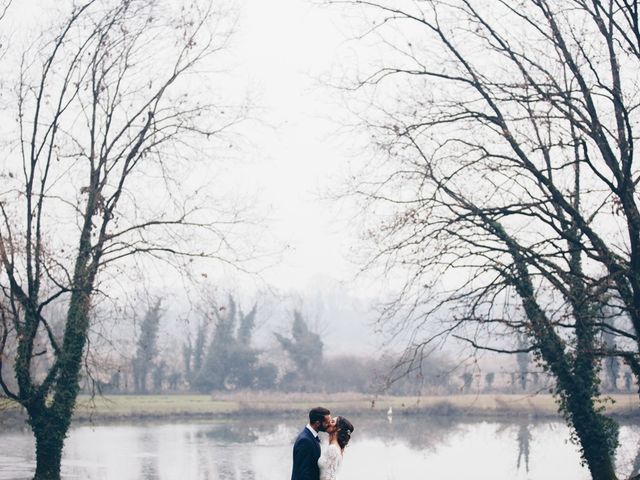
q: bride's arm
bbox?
[325,445,342,479]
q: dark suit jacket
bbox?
[291,427,321,480]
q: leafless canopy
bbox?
[0,0,244,408]
[337,0,640,365]
[337,3,640,475]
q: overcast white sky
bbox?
[229,0,363,292]
[0,0,518,358]
[5,0,369,292]
[1,0,394,353]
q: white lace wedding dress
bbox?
[318,443,342,480]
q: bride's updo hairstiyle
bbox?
[335,416,354,450]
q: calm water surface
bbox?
[2,415,640,479]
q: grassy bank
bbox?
[3,392,639,424]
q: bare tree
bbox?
[0,1,245,478]
[334,1,640,479]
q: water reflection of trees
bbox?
[201,416,465,451]
[516,423,531,473]
[137,430,159,480]
[357,415,538,471]
[195,415,537,456]
[157,415,619,480]
[215,449,257,480]
[197,424,259,444]
[352,415,464,451]
[191,423,261,480]
[195,418,297,445]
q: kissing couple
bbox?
[290,406,355,480]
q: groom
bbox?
[290,406,332,480]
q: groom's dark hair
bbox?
[309,406,330,424]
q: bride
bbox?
[318,416,355,480]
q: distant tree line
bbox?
[94,296,638,397]
[93,296,471,395]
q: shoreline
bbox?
[2,392,639,428]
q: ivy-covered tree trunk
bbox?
[563,212,618,480]
[0,2,243,479]
[30,404,67,480]
[563,389,617,480]
[524,307,618,480]
[513,246,618,480]
[27,261,94,478]
[543,322,618,480]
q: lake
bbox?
[2,415,640,479]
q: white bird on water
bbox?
[387,406,393,416]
